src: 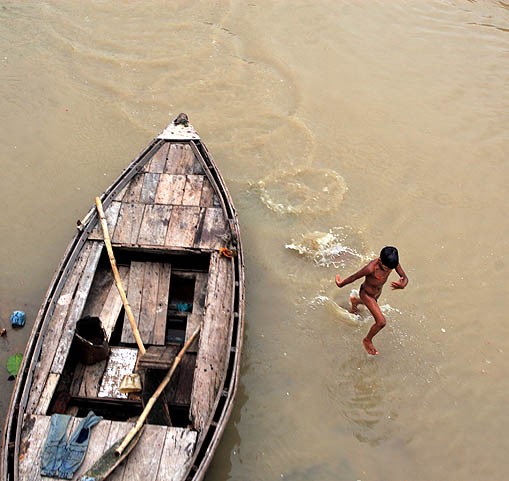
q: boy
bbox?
[335,246,408,355]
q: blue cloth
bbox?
[40,414,71,477]
[10,310,26,328]
[40,411,102,479]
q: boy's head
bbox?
[380,246,399,269]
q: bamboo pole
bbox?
[95,197,146,356]
[115,325,201,456]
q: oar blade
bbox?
[79,427,145,481]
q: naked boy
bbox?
[335,246,408,355]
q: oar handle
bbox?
[95,197,146,356]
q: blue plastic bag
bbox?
[10,310,26,328]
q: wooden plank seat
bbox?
[138,345,179,370]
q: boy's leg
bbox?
[359,293,386,355]
[349,289,362,313]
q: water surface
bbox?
[1,2,508,480]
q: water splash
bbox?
[286,228,369,268]
[308,294,364,326]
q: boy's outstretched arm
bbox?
[391,264,409,289]
[336,262,373,288]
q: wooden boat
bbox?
[1,115,245,481]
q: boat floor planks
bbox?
[1,116,245,481]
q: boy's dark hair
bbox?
[380,246,399,269]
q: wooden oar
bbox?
[116,325,201,455]
[80,326,201,481]
[95,197,146,356]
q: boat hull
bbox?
[1,120,245,481]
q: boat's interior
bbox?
[47,247,211,428]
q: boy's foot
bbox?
[363,338,379,355]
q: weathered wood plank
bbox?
[197,207,228,250]
[138,262,160,343]
[100,265,130,340]
[145,142,169,173]
[191,253,234,431]
[74,419,113,480]
[166,353,196,406]
[165,206,201,249]
[138,345,179,370]
[122,173,145,203]
[121,261,144,344]
[165,143,196,175]
[157,427,198,481]
[89,201,122,240]
[98,347,138,399]
[121,261,170,345]
[27,241,101,414]
[140,173,160,204]
[81,265,114,318]
[137,204,171,246]
[121,425,167,481]
[18,414,51,481]
[182,175,204,206]
[186,272,208,352]
[112,203,145,245]
[79,360,107,398]
[200,177,216,207]
[179,144,199,175]
[101,420,135,481]
[35,373,60,416]
[153,262,171,345]
[155,174,186,205]
[50,241,104,375]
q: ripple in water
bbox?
[258,167,347,215]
